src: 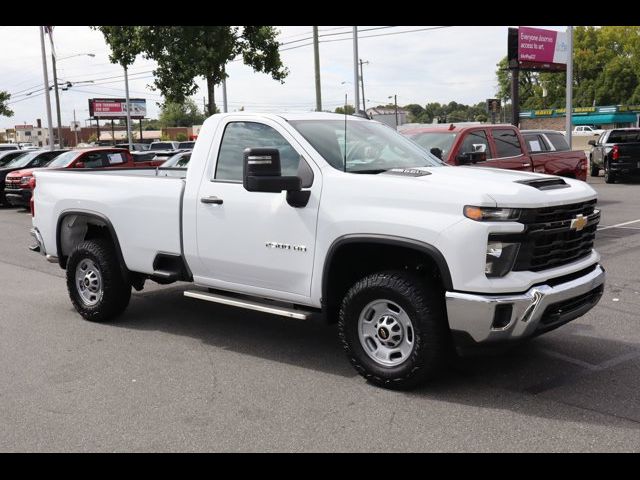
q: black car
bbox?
[0,149,67,205]
[0,150,27,168]
[589,128,640,183]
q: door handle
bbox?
[200,196,223,205]
[522,163,531,167]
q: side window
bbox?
[215,121,303,182]
[84,153,104,168]
[31,155,50,167]
[458,130,492,159]
[106,152,126,165]
[523,134,544,153]
[493,129,523,157]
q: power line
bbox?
[280,26,397,46]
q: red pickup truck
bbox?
[4,147,156,207]
[402,124,587,181]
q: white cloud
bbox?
[0,26,564,129]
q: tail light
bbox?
[612,145,619,161]
[579,158,587,170]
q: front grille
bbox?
[540,284,604,326]
[492,200,600,272]
[5,178,20,188]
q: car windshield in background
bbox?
[405,132,457,161]
[608,130,640,143]
[5,151,39,168]
[289,120,444,173]
[45,150,82,168]
[149,142,175,151]
[0,151,24,167]
[162,152,191,168]
[177,141,195,149]
[545,132,570,151]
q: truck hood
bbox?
[379,165,597,208]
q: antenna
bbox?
[344,93,347,173]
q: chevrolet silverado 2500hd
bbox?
[30,113,605,389]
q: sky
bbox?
[0,26,565,130]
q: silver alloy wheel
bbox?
[75,259,103,306]
[358,299,415,367]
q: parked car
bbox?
[588,128,640,183]
[573,125,604,136]
[115,143,150,151]
[31,112,604,389]
[160,151,192,168]
[0,149,67,205]
[521,129,589,180]
[403,124,587,181]
[0,143,20,151]
[0,150,27,167]
[5,148,136,207]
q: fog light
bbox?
[485,241,519,277]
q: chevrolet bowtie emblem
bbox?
[570,214,588,231]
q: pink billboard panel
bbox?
[518,27,567,65]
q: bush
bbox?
[176,132,188,141]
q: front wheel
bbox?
[66,239,131,322]
[338,271,450,389]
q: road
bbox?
[1,177,639,452]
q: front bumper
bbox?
[445,263,605,345]
[5,187,31,206]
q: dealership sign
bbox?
[88,98,147,119]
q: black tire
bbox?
[338,270,450,390]
[604,161,616,184]
[66,239,131,322]
[590,161,599,177]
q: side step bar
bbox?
[184,290,312,320]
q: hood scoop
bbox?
[382,168,431,177]
[515,178,569,190]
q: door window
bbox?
[215,121,307,183]
[458,130,492,159]
[84,153,105,168]
[493,129,523,157]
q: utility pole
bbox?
[48,34,63,148]
[39,26,55,151]
[222,75,228,113]
[203,97,207,115]
[352,26,360,115]
[313,26,322,111]
[123,65,133,150]
[565,26,574,149]
[359,59,369,114]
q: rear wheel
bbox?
[66,239,131,322]
[590,158,599,177]
[604,161,616,184]
[338,270,450,389]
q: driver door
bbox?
[194,119,322,300]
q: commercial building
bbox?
[519,105,640,130]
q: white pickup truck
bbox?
[30,112,605,389]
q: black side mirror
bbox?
[430,147,443,160]
[457,151,486,165]
[243,148,301,193]
[588,140,596,146]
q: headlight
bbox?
[485,241,520,278]
[20,176,33,185]
[464,206,521,221]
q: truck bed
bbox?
[34,168,186,275]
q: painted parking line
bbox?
[598,219,640,231]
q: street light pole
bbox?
[359,59,368,114]
[39,27,55,151]
[47,31,63,147]
[352,26,360,115]
[124,65,133,150]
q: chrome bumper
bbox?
[445,264,605,344]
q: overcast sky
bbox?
[0,26,564,129]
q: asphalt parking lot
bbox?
[1,176,639,452]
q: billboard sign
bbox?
[89,98,146,119]
[517,27,567,71]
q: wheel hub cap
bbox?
[358,299,414,367]
[75,259,103,306]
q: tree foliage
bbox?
[404,101,488,123]
[0,90,14,117]
[94,26,288,116]
[495,26,640,109]
[334,104,355,115]
[159,99,206,127]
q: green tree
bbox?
[159,99,206,127]
[96,26,288,116]
[176,132,188,141]
[0,90,13,117]
[334,104,355,115]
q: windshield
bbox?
[45,150,82,168]
[608,129,640,143]
[177,141,195,149]
[5,151,39,168]
[405,132,457,161]
[150,142,174,150]
[289,120,444,172]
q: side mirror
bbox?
[456,151,486,165]
[243,148,301,193]
[588,140,596,146]
[75,161,85,168]
[430,147,443,160]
